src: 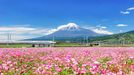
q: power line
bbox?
[7,32,12,46]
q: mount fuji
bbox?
[29,23,109,41]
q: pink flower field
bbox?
[0,47,134,75]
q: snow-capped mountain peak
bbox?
[66,23,79,28]
[30,23,111,40]
[57,23,80,30]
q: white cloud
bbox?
[0,25,62,40]
[0,26,55,35]
[0,27,36,34]
[121,7,134,15]
[29,28,57,35]
[127,7,134,11]
[0,33,35,41]
[46,29,57,35]
[96,25,107,29]
[88,27,113,35]
[120,11,130,15]
[0,26,54,40]
[0,35,32,41]
[101,26,107,29]
[84,24,113,35]
[116,24,128,27]
[91,28,113,35]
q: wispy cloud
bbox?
[116,24,128,27]
[90,28,113,35]
[84,25,113,35]
[127,7,134,11]
[121,7,134,15]
[96,25,107,29]
[0,26,53,40]
[0,27,35,33]
[120,11,130,15]
[0,34,32,41]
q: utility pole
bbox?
[7,32,9,46]
[86,36,89,46]
[52,36,55,47]
[7,32,12,46]
[83,36,85,46]
[53,36,55,42]
[119,30,123,46]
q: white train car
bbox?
[0,40,56,47]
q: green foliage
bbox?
[55,43,81,47]
[78,63,82,68]
[59,69,70,75]
[126,58,134,65]
[98,57,112,63]
[22,70,36,75]
[90,31,134,43]
[96,73,101,75]
[0,44,32,48]
[4,71,15,75]
[0,60,3,64]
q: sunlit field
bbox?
[0,47,134,75]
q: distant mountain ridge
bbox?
[29,23,105,41]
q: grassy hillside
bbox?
[89,31,134,43]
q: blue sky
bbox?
[0,0,134,40]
